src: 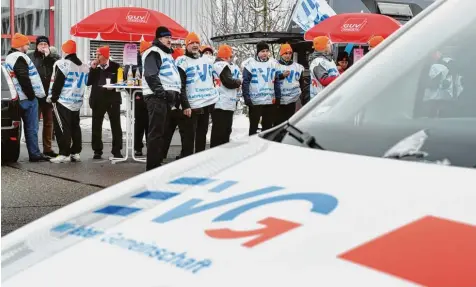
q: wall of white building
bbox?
[55,0,213,61]
[53,0,214,116]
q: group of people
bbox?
[5,27,384,170]
[5,33,130,163]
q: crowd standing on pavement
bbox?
[5,28,384,170]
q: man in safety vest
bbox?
[309,36,340,101]
[242,41,282,135]
[201,45,215,63]
[5,33,49,162]
[210,44,242,148]
[275,43,307,126]
[47,40,89,163]
[142,26,186,171]
[176,32,218,154]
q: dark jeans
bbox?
[92,102,122,155]
[274,102,296,126]
[210,109,234,148]
[144,96,168,171]
[248,104,276,136]
[52,102,81,156]
[162,108,194,162]
[19,98,41,158]
[134,95,149,152]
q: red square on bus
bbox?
[339,216,476,287]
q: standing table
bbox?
[103,84,146,164]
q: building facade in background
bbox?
[2,0,213,115]
[2,0,213,59]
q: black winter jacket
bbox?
[87,59,122,109]
[28,49,60,96]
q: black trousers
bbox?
[145,96,168,171]
[191,104,214,153]
[275,102,296,126]
[248,104,276,136]
[161,108,194,162]
[92,102,122,155]
[134,94,149,152]
[52,102,81,156]
[210,109,234,148]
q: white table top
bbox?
[102,84,143,89]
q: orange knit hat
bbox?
[97,46,110,59]
[172,47,185,59]
[279,44,293,56]
[368,36,384,48]
[12,33,30,49]
[139,41,152,54]
[217,45,232,59]
[62,40,77,54]
[201,45,213,54]
[313,36,330,51]
[185,32,200,46]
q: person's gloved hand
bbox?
[46,96,52,104]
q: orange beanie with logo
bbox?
[217,45,232,59]
[313,36,330,52]
[185,32,200,46]
[172,47,185,59]
[139,41,152,54]
[97,46,110,59]
[280,44,293,56]
[62,40,77,54]
[368,36,384,48]
[12,33,30,49]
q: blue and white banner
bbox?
[292,0,336,32]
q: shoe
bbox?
[70,154,81,162]
[112,152,124,158]
[29,154,50,162]
[135,150,143,156]
[93,153,102,160]
[50,155,71,163]
[43,151,58,158]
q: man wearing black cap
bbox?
[28,35,60,158]
[242,41,282,135]
[142,26,187,171]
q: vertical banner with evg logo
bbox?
[292,0,336,32]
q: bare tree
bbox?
[198,0,293,65]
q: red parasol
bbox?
[304,13,401,44]
[70,7,189,41]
